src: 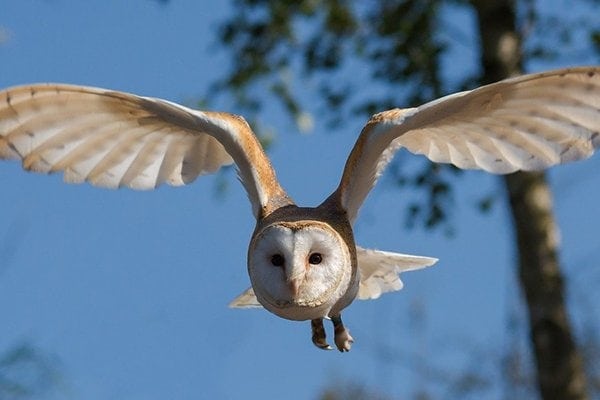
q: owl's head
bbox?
[248,217,355,321]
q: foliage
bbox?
[214,0,599,231]
[0,343,61,399]
[0,26,10,45]
[1,228,60,398]
[319,382,392,400]
[216,0,466,231]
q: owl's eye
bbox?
[308,253,322,265]
[271,254,285,267]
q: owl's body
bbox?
[1,67,599,351]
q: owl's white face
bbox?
[248,221,354,321]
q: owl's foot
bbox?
[332,314,354,352]
[311,318,333,350]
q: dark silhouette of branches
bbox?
[0,343,61,400]
[1,225,60,398]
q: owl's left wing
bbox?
[228,246,437,307]
[0,84,292,218]
[354,247,437,300]
[331,67,600,223]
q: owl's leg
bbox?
[331,314,354,352]
[311,318,333,350]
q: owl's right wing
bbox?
[0,84,292,218]
[229,287,263,308]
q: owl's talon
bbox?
[334,329,354,352]
[317,343,334,350]
[331,314,354,352]
[311,318,332,350]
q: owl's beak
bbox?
[286,261,306,298]
[287,277,302,298]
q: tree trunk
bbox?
[471,1,589,399]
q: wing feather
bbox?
[355,246,437,300]
[0,83,293,218]
[332,67,600,222]
[229,287,263,309]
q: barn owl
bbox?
[1,67,599,352]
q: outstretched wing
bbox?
[0,84,292,218]
[229,287,262,308]
[355,246,437,300]
[228,246,437,307]
[332,67,600,223]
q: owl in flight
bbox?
[1,67,598,351]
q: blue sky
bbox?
[1,1,599,399]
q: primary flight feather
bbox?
[1,67,598,351]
